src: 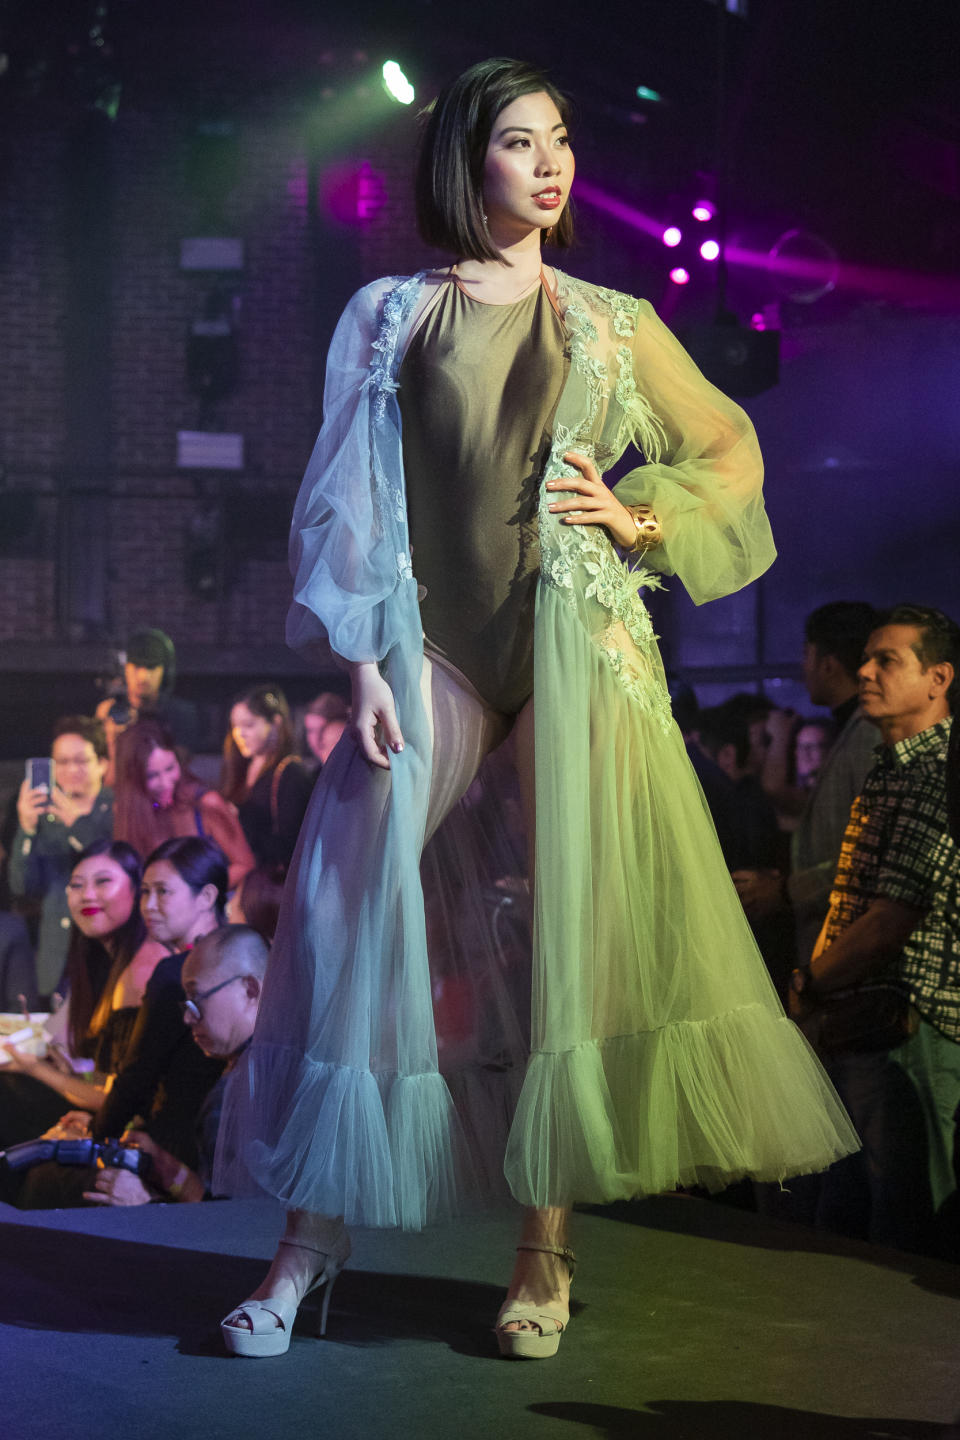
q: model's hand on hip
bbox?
[348,662,404,769]
[546,452,637,549]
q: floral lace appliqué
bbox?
[542,277,672,730]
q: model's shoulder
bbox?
[553,269,653,332]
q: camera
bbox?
[0,1136,153,1180]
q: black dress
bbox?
[92,951,223,1168]
[236,760,313,869]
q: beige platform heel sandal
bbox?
[494,1242,577,1360]
[221,1228,351,1358]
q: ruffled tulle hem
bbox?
[213,1043,477,1230]
[504,1002,860,1208]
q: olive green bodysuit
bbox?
[398,277,568,715]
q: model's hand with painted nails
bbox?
[348,661,404,769]
[546,451,636,548]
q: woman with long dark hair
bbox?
[220,684,313,868]
[0,839,165,1146]
[113,718,253,891]
[216,58,857,1359]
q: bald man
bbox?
[84,925,267,1207]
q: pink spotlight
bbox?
[669,267,690,285]
[662,225,682,247]
[750,312,766,331]
[692,201,715,222]
[700,239,720,261]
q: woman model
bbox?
[221,685,314,869]
[216,59,857,1359]
[113,718,254,891]
[0,840,164,1149]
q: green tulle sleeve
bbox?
[612,299,776,604]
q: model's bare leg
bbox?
[498,694,574,1339]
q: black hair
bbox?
[805,602,881,682]
[52,714,108,762]
[415,57,575,262]
[880,603,960,712]
[125,628,176,693]
[697,705,752,770]
[63,839,146,1055]
[144,835,230,921]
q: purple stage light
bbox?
[692,201,715,222]
[574,181,669,241]
[700,239,720,261]
[669,267,690,285]
[750,312,766,331]
[662,226,682,248]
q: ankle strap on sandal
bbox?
[516,1243,577,1275]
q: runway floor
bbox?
[1,1192,958,1440]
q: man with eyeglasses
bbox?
[9,715,113,1001]
[84,925,267,1207]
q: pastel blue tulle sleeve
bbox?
[612,300,776,604]
[286,280,409,666]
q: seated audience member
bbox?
[114,719,253,891]
[301,692,350,771]
[0,840,164,1148]
[96,627,201,783]
[221,685,312,869]
[0,911,37,1011]
[790,604,960,1256]
[89,836,229,1164]
[227,863,285,944]
[82,925,268,1206]
[8,716,114,1000]
[0,837,230,1209]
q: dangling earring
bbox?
[482,208,488,226]
[545,225,555,242]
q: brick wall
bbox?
[0,87,326,664]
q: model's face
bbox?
[482,91,574,241]
[141,859,211,948]
[858,624,944,728]
[66,855,136,940]
[231,703,277,760]
[144,746,180,808]
[125,661,163,709]
[51,733,105,801]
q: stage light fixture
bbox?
[382,61,414,105]
[700,239,720,261]
[669,267,690,285]
[635,85,662,103]
[692,201,715,222]
[662,226,682,247]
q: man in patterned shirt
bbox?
[790,604,960,1255]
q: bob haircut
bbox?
[415,57,575,263]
